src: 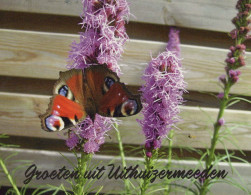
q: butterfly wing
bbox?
[99,82,142,117]
[40,69,86,131]
[84,64,142,117]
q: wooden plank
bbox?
[1,75,251,110]
[0,147,250,194]
[0,0,237,32]
[0,92,250,150]
[0,29,251,95]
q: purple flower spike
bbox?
[66,0,130,153]
[138,28,186,150]
[69,115,117,154]
[68,0,130,76]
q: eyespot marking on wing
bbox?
[103,77,115,93]
[45,115,65,132]
[58,85,68,97]
[58,85,74,100]
[121,99,138,116]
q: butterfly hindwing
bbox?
[40,95,86,131]
[99,82,142,117]
[40,69,86,131]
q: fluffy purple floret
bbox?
[66,115,116,153]
[66,131,80,150]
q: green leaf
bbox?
[4,152,18,162]
[226,99,240,108]
[59,152,76,168]
[228,97,251,104]
[215,179,250,193]
[94,186,103,195]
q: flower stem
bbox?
[200,2,251,193]
[140,149,157,195]
[0,158,21,195]
[165,129,174,194]
[199,78,231,195]
[73,151,92,195]
[167,130,174,166]
[140,153,152,195]
[115,123,130,194]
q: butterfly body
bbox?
[40,64,142,132]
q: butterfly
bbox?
[40,64,142,132]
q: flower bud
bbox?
[229,69,241,83]
[227,52,233,58]
[232,17,238,24]
[243,11,249,16]
[218,75,226,85]
[229,29,237,39]
[218,118,225,126]
[239,26,245,32]
[229,69,241,77]
[217,92,224,99]
[236,44,246,51]
[238,56,246,66]
[229,57,235,64]
[229,46,235,52]
[245,4,251,9]
[146,151,152,158]
[145,142,152,150]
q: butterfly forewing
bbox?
[40,69,86,131]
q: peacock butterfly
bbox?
[40,64,142,132]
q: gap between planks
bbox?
[0,29,251,96]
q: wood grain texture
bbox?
[0,29,251,96]
[0,0,237,32]
[2,11,250,50]
[0,147,250,194]
[0,92,250,150]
